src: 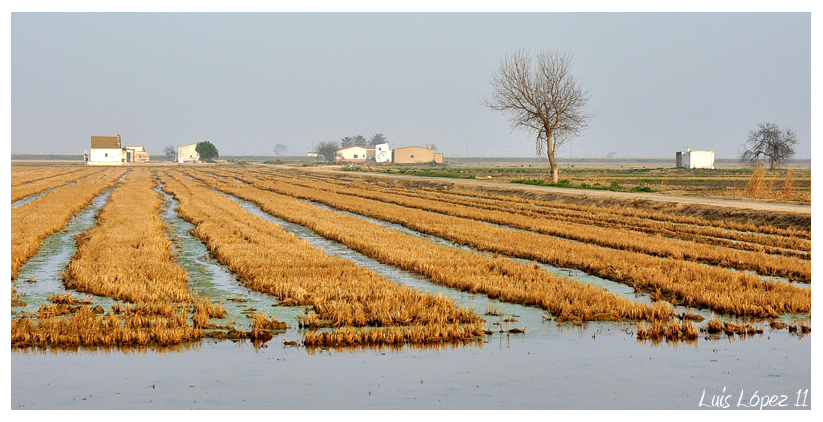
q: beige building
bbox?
[87,136,123,165]
[336,146,374,162]
[123,146,150,162]
[178,143,200,163]
[392,145,443,164]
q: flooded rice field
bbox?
[10,167,811,409]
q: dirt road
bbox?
[297,166,811,215]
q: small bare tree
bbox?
[163,144,176,161]
[483,48,594,183]
[316,141,340,163]
[740,122,798,169]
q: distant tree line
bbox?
[340,133,387,148]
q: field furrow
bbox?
[156,170,485,345]
[11,168,127,279]
[63,169,193,303]
[231,169,809,280]
[302,169,810,239]
[183,169,675,322]
[193,168,809,317]
[263,169,810,254]
[11,167,87,187]
[11,168,102,203]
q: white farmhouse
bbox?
[87,136,123,165]
[336,145,373,162]
[373,142,391,163]
[676,147,715,169]
[178,143,200,163]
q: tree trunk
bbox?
[547,131,559,183]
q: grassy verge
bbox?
[512,179,655,193]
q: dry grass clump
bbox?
[768,319,788,330]
[12,288,27,307]
[303,322,486,347]
[191,295,228,328]
[12,306,202,349]
[721,322,763,336]
[11,168,126,279]
[744,161,773,199]
[156,170,483,346]
[636,319,698,343]
[63,169,192,303]
[201,168,809,317]
[181,169,670,323]
[705,316,723,333]
[48,292,92,305]
[782,169,795,200]
[11,168,101,203]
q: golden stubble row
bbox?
[11,167,102,203]
[196,168,809,318]
[183,169,672,322]
[11,166,88,187]
[297,168,810,240]
[11,168,127,279]
[287,170,810,255]
[237,169,809,280]
[63,168,192,303]
[156,170,481,334]
[12,305,202,348]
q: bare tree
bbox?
[316,141,340,163]
[163,144,176,161]
[740,122,798,169]
[482,48,594,183]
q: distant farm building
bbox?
[392,145,443,164]
[307,150,319,157]
[87,136,124,165]
[336,146,374,163]
[178,143,200,163]
[123,146,150,162]
[676,147,715,169]
[373,143,392,163]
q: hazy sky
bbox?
[11,13,811,159]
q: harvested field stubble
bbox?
[285,168,810,235]
[236,170,809,280]
[63,169,192,303]
[156,170,481,346]
[182,169,672,322]
[11,166,88,187]
[260,170,810,256]
[198,169,809,318]
[11,168,101,203]
[11,168,126,279]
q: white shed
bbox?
[676,148,715,169]
[373,143,391,163]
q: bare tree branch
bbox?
[740,122,797,169]
[482,48,594,182]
